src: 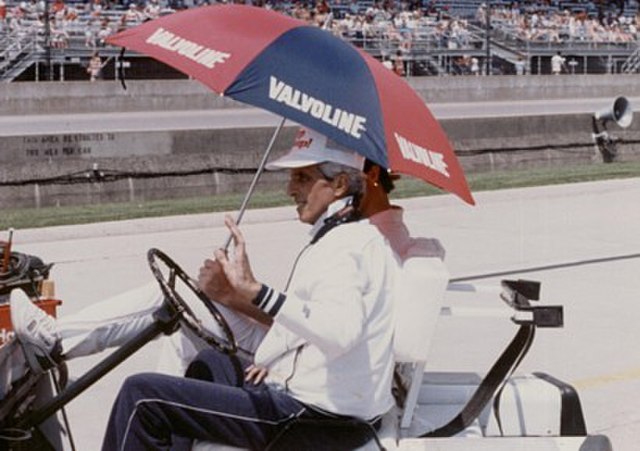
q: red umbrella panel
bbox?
[107,4,474,205]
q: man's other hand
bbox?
[244,364,269,385]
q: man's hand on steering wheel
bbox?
[212,216,262,305]
[147,248,237,354]
[200,216,272,326]
[198,258,238,305]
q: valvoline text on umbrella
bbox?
[146,27,231,69]
[269,76,367,139]
[394,133,449,177]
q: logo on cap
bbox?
[293,129,314,150]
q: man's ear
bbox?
[331,173,350,198]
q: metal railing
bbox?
[0,31,41,80]
[621,46,640,73]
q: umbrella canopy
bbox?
[107,4,474,205]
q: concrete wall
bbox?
[0,80,239,116]
[443,113,640,172]
[1,76,639,208]
[2,75,640,115]
[409,74,640,103]
[0,126,300,208]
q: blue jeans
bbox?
[101,348,306,450]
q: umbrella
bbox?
[106,4,474,207]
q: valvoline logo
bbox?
[269,76,367,139]
[145,27,231,69]
[293,129,313,150]
[394,132,449,177]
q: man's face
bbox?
[287,165,337,224]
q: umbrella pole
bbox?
[223,116,287,251]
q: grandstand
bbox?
[0,0,638,81]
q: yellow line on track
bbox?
[572,367,640,390]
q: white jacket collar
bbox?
[309,196,354,239]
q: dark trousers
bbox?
[101,348,306,450]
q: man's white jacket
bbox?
[255,200,396,419]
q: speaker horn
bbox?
[594,96,633,128]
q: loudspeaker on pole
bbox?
[594,96,633,128]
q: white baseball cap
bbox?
[266,127,365,171]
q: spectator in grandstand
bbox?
[361,14,378,41]
[455,55,470,75]
[475,2,487,23]
[398,30,412,59]
[393,49,404,76]
[381,18,401,43]
[349,14,365,45]
[85,18,99,49]
[87,51,105,82]
[123,2,144,25]
[314,0,330,26]
[347,0,359,16]
[515,56,525,75]
[88,0,104,18]
[96,18,114,46]
[291,1,310,21]
[328,11,349,37]
[626,16,638,40]
[447,18,470,48]
[143,0,161,21]
[470,56,480,76]
[51,0,65,15]
[64,3,78,22]
[551,51,565,75]
[17,0,35,16]
[12,2,27,20]
[381,54,393,70]
[51,17,69,49]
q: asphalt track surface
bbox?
[10,177,640,450]
[2,97,640,136]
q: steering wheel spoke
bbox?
[147,248,237,354]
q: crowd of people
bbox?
[0,0,638,77]
[0,0,479,57]
[481,1,639,44]
[0,0,165,51]
[1,0,637,51]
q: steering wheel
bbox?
[147,248,237,354]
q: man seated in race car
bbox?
[101,126,398,449]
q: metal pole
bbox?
[485,1,491,75]
[223,116,287,250]
[18,318,170,428]
[44,0,52,81]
